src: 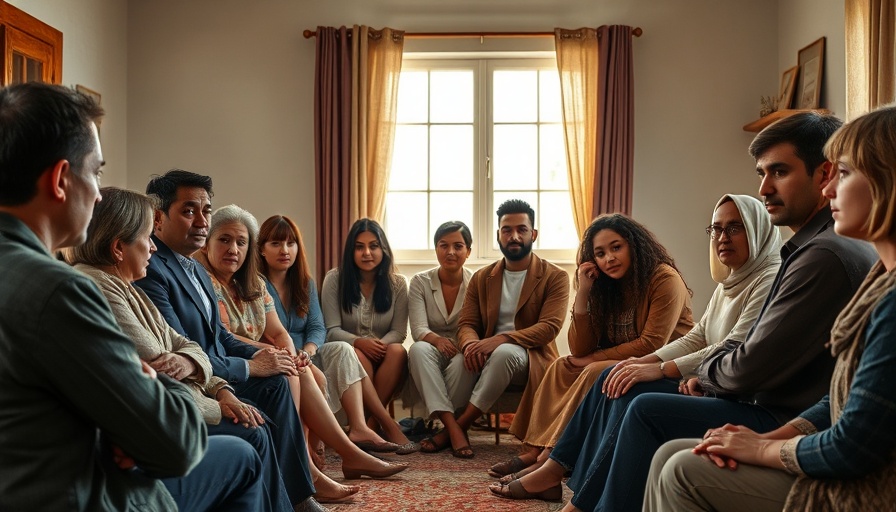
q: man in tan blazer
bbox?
[424,199,569,457]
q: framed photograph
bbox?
[75,84,101,106]
[778,65,799,110]
[795,37,825,109]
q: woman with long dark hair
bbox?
[258,215,416,455]
[320,218,410,424]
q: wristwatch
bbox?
[659,361,667,377]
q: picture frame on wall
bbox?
[75,84,102,136]
[795,37,825,109]
[778,65,799,110]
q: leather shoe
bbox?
[343,461,409,479]
[294,496,331,512]
[488,456,529,478]
[352,439,400,453]
[488,479,562,502]
[395,441,420,455]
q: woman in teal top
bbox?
[258,215,417,455]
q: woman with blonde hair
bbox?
[645,105,896,512]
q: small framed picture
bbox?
[795,37,825,109]
[75,84,101,106]
[778,65,799,110]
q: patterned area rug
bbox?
[321,428,572,511]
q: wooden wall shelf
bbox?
[743,109,832,132]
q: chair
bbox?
[485,387,525,445]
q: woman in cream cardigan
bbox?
[67,187,294,512]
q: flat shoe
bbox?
[488,479,562,502]
[342,461,409,480]
[352,439,400,453]
[452,444,474,459]
[395,441,420,455]
[488,456,529,478]
[498,461,539,484]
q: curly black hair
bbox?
[578,213,689,344]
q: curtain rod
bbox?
[302,28,642,39]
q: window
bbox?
[0,2,62,85]
[384,56,577,261]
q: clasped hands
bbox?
[463,335,505,372]
[694,423,781,471]
[148,352,196,381]
[249,347,310,377]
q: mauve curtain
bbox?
[846,0,895,118]
[314,26,353,284]
[314,25,404,283]
[555,25,635,238]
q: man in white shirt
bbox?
[424,199,569,458]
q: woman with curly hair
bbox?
[489,214,694,493]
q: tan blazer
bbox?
[457,253,569,404]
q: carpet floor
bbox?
[320,428,572,511]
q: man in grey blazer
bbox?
[0,83,267,510]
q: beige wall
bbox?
[779,0,846,117]
[7,0,129,188]
[14,0,848,353]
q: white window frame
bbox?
[387,51,576,265]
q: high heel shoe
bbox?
[342,461,409,479]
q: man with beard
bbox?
[429,199,569,457]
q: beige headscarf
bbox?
[708,194,782,296]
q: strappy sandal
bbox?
[420,432,451,453]
[487,456,529,478]
[488,479,562,502]
[452,444,475,459]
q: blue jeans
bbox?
[208,420,292,512]
[234,375,315,505]
[555,367,782,512]
[551,367,679,485]
[163,435,269,512]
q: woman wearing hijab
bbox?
[490,194,782,504]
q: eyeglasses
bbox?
[705,224,744,239]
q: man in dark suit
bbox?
[0,83,268,511]
[135,169,324,512]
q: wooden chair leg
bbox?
[493,413,500,445]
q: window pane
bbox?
[493,124,537,190]
[396,71,428,123]
[539,69,562,122]
[385,192,428,249]
[430,70,473,123]
[540,124,568,190]
[492,191,538,250]
[538,191,579,249]
[430,125,473,190]
[389,125,428,191]
[430,192,474,246]
[493,70,537,122]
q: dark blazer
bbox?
[135,236,257,384]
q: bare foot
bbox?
[560,501,582,512]
[347,426,389,446]
[313,474,360,503]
